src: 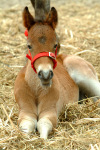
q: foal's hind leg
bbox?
[63,55,100,102]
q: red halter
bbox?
[25,30,57,73]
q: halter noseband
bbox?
[25,29,57,73]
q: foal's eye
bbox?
[54,44,57,49]
[27,45,32,50]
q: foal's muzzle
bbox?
[38,70,53,86]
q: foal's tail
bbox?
[30,0,50,21]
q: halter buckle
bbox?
[49,52,56,59]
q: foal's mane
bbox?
[30,0,50,21]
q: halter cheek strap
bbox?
[24,29,57,73]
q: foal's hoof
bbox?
[19,118,37,134]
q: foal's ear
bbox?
[46,7,58,29]
[23,7,35,30]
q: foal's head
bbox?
[23,7,59,87]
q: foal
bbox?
[14,6,100,139]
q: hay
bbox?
[0,0,100,149]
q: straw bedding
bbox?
[0,0,100,149]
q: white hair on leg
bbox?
[37,118,53,139]
[19,117,37,133]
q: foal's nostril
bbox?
[38,70,43,79]
[49,70,53,79]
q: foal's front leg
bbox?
[37,108,57,139]
[14,70,37,133]
[37,88,59,139]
